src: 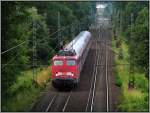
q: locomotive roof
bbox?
[52,55,77,60]
[53,31,91,59]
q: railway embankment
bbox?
[111,36,149,111]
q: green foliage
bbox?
[2,87,40,112]
[26,7,53,65]
[8,71,33,96]
[112,1,149,77]
[66,2,93,30]
[118,90,148,112]
[131,7,149,76]
[2,67,51,112]
[114,69,122,87]
[134,73,149,92]
[2,2,31,97]
[118,48,123,60]
[2,70,41,112]
[112,35,149,112]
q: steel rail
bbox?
[106,38,109,112]
[45,90,72,112]
[62,91,72,112]
[85,39,97,111]
[45,93,58,112]
[1,41,27,55]
[88,26,110,112]
[90,29,102,112]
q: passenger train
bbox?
[51,31,92,88]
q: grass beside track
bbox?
[112,37,149,112]
[2,67,51,112]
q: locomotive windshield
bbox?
[53,60,63,66]
[67,60,76,66]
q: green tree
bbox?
[2,2,31,98]
[112,2,149,77]
[1,2,52,99]
[131,7,149,77]
[26,7,53,65]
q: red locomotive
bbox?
[51,31,92,88]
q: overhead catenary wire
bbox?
[2,14,93,53]
[1,38,61,67]
[1,25,68,55]
[35,17,90,45]
[2,52,20,69]
[1,64,50,66]
[2,18,132,68]
[2,15,93,69]
[34,15,92,42]
[1,41,28,55]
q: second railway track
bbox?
[85,26,110,112]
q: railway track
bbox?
[84,26,109,112]
[45,91,72,112]
[85,39,98,112]
[85,36,101,112]
[31,25,119,112]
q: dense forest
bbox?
[111,1,149,77]
[108,1,149,111]
[1,2,96,111]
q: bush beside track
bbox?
[112,37,149,112]
[2,67,51,111]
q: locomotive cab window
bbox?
[53,60,63,66]
[67,60,76,66]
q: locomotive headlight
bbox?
[66,72,74,76]
[56,72,62,76]
[71,73,74,76]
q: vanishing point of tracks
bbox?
[31,25,119,112]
